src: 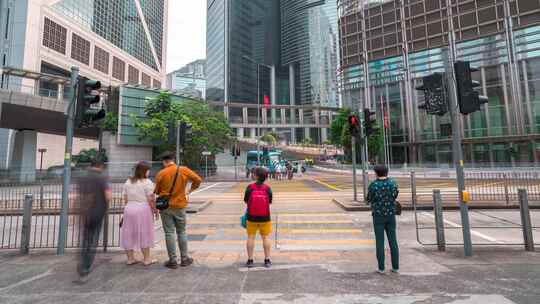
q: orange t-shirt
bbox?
[154,163,202,209]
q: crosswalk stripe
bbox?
[189,239,374,245]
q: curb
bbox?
[332,198,540,212]
[187,201,213,214]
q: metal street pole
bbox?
[360,121,368,201]
[257,64,261,166]
[445,0,472,257]
[176,120,181,164]
[352,135,358,202]
[57,66,78,255]
[38,148,47,209]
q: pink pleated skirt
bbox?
[120,202,155,250]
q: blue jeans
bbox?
[373,215,399,271]
[160,208,189,262]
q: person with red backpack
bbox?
[244,167,273,268]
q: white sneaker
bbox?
[375,269,385,275]
[391,269,399,274]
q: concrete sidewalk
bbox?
[0,246,539,304]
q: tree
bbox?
[368,126,384,163]
[100,112,119,134]
[131,92,233,168]
[260,133,277,146]
[73,148,108,166]
[330,108,352,147]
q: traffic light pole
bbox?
[57,66,78,255]
[351,135,358,202]
[361,125,368,201]
[176,120,182,164]
[443,48,473,257]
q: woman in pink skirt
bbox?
[120,161,158,266]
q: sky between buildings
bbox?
[166,1,206,73]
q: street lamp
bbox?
[242,55,273,166]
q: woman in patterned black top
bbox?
[367,165,399,274]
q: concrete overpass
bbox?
[0,67,99,182]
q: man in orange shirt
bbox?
[154,153,202,269]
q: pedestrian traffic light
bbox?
[167,121,176,145]
[75,76,105,128]
[416,73,448,116]
[348,114,360,137]
[231,144,241,157]
[179,122,192,147]
[363,108,376,136]
[454,61,488,115]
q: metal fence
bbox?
[466,171,540,203]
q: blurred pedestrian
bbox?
[75,159,111,283]
[154,153,202,269]
[366,164,399,274]
[120,161,158,266]
[244,167,273,268]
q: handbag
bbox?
[240,212,247,229]
[155,166,180,211]
[395,201,402,216]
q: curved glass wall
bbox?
[281,0,340,107]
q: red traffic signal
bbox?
[348,114,360,136]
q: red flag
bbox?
[263,95,270,108]
[384,111,389,129]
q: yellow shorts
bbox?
[246,221,272,237]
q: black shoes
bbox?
[180,257,194,267]
[245,259,271,268]
[164,260,178,269]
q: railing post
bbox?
[503,173,510,205]
[433,189,446,252]
[518,189,535,252]
[20,194,33,254]
[102,209,109,253]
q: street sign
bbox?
[202,151,211,156]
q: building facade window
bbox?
[112,56,126,81]
[71,33,90,65]
[43,17,67,54]
[141,73,151,87]
[128,65,139,84]
[153,79,161,89]
[93,46,109,75]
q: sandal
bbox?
[143,259,158,266]
[126,260,140,266]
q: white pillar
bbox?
[251,128,257,139]
[291,128,297,144]
[238,128,245,138]
[11,130,37,182]
[242,107,248,125]
[289,64,295,105]
[304,127,311,141]
[270,65,277,124]
[281,108,286,124]
[321,128,328,143]
[57,83,64,100]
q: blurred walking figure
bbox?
[244,167,273,268]
[75,160,111,283]
[154,153,202,269]
[366,165,399,274]
[120,161,158,266]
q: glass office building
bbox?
[207,0,340,107]
[338,0,540,167]
[53,0,164,72]
[281,0,340,107]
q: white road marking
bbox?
[238,263,322,272]
[422,212,504,244]
[190,182,223,195]
[0,269,53,292]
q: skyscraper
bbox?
[206,0,341,143]
[338,0,540,166]
[0,0,168,170]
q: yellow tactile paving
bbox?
[189,239,374,245]
[227,180,313,193]
[187,228,362,235]
[188,219,353,225]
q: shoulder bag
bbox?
[155,166,180,210]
